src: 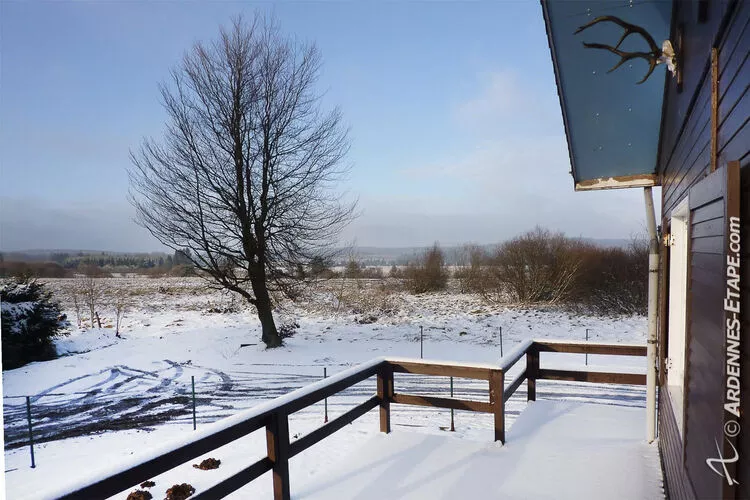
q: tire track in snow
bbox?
[3,363,645,450]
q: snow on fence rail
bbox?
[40,341,646,500]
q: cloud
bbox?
[350,134,654,247]
[454,70,559,136]
[456,70,525,124]
[346,66,652,247]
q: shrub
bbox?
[360,267,384,279]
[344,259,362,279]
[1,277,69,370]
[404,243,448,294]
[485,227,582,304]
[309,256,333,278]
[573,237,648,314]
[453,244,489,293]
[0,261,69,278]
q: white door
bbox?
[667,197,689,436]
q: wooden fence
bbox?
[56,340,646,500]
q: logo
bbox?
[706,438,740,486]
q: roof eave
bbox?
[541,0,578,191]
[574,173,659,191]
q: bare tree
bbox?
[79,265,105,329]
[112,289,132,338]
[70,286,83,328]
[129,16,355,347]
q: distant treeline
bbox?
[0,250,194,278]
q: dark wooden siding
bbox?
[659,389,697,500]
[738,162,750,500]
[686,196,725,500]
[659,0,734,217]
[660,0,747,217]
[717,2,750,167]
[658,1,749,498]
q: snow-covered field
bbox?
[2,277,650,499]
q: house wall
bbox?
[658,0,748,498]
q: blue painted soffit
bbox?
[542,0,672,190]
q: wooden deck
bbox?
[48,341,650,499]
[295,400,664,500]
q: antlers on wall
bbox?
[574,15,667,84]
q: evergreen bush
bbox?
[1,277,69,370]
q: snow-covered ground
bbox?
[2,277,652,499]
[300,400,663,499]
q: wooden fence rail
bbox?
[52,341,646,500]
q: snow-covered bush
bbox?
[1,277,69,370]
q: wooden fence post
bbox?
[527,346,538,402]
[489,369,505,443]
[266,413,290,500]
[377,363,393,433]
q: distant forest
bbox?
[0,237,632,279]
[0,250,194,278]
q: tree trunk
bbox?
[250,268,282,348]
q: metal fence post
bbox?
[420,326,423,359]
[585,329,589,366]
[191,376,197,431]
[450,376,455,432]
[323,367,328,423]
[499,326,503,357]
[26,396,35,468]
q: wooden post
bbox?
[489,369,505,443]
[377,364,393,433]
[266,412,290,500]
[527,347,538,402]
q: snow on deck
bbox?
[295,400,664,500]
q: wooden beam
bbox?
[388,361,491,380]
[289,396,380,458]
[710,46,719,172]
[538,369,646,385]
[377,366,393,433]
[527,350,539,401]
[498,339,533,372]
[280,362,382,416]
[57,414,270,499]
[489,370,505,443]
[193,457,272,499]
[391,393,492,413]
[503,368,527,403]
[721,160,740,499]
[266,413,290,500]
[533,342,646,357]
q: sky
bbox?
[0,1,655,252]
